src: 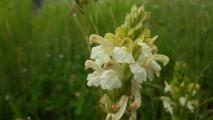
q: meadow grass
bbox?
[0,0,212,119]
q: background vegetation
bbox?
[0,0,212,119]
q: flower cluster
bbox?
[85,5,169,120]
[161,62,200,118]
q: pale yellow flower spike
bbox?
[85,5,169,120]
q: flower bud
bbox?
[99,94,113,113]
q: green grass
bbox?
[0,0,212,119]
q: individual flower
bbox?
[130,43,169,81]
[90,45,110,65]
[129,63,147,83]
[164,81,172,92]
[85,59,122,90]
[179,96,187,106]
[163,100,173,115]
[186,101,194,112]
[161,97,174,115]
[179,96,195,112]
[89,34,114,56]
[85,60,103,87]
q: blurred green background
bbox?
[0,0,212,119]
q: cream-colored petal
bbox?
[89,34,113,54]
[87,71,101,87]
[161,96,174,115]
[179,96,187,106]
[162,100,173,115]
[149,60,161,76]
[138,43,152,57]
[152,54,169,66]
[130,63,147,83]
[164,81,172,93]
[103,60,123,77]
[90,45,110,65]
[85,60,102,72]
[100,70,121,90]
[145,60,161,81]
[187,101,194,112]
[113,47,135,63]
[130,80,142,110]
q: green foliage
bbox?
[0,0,212,119]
